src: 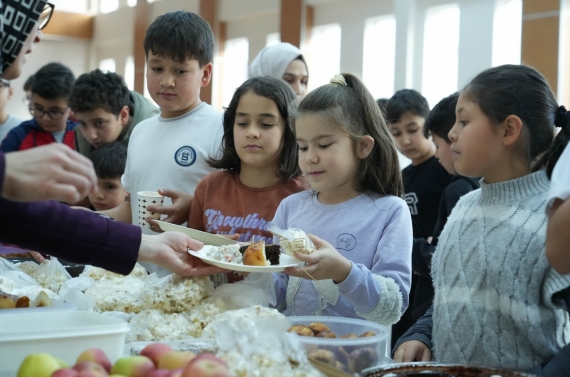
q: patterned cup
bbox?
[136,191,164,227]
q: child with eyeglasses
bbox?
[1,62,77,153]
[0,79,23,145]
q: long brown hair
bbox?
[290,73,403,197]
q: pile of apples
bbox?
[17,344,231,377]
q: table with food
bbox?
[0,225,537,377]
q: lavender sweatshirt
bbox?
[272,191,412,326]
[0,152,141,274]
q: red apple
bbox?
[111,356,155,377]
[157,352,195,371]
[168,369,183,377]
[51,369,79,377]
[73,361,107,375]
[76,349,112,373]
[145,369,171,377]
[140,343,173,367]
[181,354,230,377]
[75,371,108,377]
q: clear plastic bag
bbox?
[210,272,276,310]
[59,276,96,310]
[30,257,72,294]
[140,274,213,313]
[0,257,39,289]
[267,222,316,256]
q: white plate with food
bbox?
[156,221,239,246]
[188,243,299,273]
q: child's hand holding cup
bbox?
[137,191,165,228]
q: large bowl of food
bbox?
[361,363,539,377]
[287,316,390,374]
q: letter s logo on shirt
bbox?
[405,192,419,215]
[174,146,197,167]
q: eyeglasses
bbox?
[31,106,68,120]
[0,80,9,91]
[38,2,55,30]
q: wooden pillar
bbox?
[280,0,304,48]
[199,0,217,105]
[521,0,561,96]
[133,0,149,95]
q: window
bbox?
[50,0,90,13]
[99,58,116,73]
[492,0,522,66]
[128,0,137,7]
[266,33,281,47]
[309,24,341,90]
[421,4,460,108]
[124,56,135,90]
[221,38,249,108]
[99,0,118,14]
[362,16,396,100]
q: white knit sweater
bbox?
[432,171,570,371]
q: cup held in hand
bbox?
[136,191,165,227]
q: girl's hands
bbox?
[393,340,432,362]
[283,234,352,283]
[147,189,193,232]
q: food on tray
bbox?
[316,331,336,338]
[239,244,281,265]
[288,322,375,340]
[268,223,316,256]
[309,322,331,335]
[140,275,212,314]
[308,349,336,366]
[85,276,144,313]
[206,244,243,264]
[0,291,17,308]
[242,240,270,266]
[205,242,282,266]
[80,263,148,282]
[15,261,39,275]
[0,290,52,310]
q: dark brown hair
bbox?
[290,73,403,197]
[208,76,300,181]
[463,64,569,178]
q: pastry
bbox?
[359,331,376,337]
[0,291,17,309]
[308,322,331,335]
[267,225,315,256]
[239,244,281,265]
[316,331,336,338]
[287,325,314,337]
[242,241,270,266]
[308,349,336,366]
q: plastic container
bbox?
[360,363,539,377]
[287,316,389,374]
[0,310,129,377]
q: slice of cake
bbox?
[242,241,269,266]
[239,243,281,265]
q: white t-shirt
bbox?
[122,102,223,273]
[547,142,570,211]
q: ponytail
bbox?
[534,106,570,178]
[291,73,403,197]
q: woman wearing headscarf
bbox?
[0,0,221,277]
[248,42,309,98]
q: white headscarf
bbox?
[248,42,305,79]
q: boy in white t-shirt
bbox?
[546,140,570,274]
[102,11,223,274]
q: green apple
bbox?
[17,353,61,377]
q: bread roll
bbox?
[242,241,270,266]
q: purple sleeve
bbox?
[0,152,141,275]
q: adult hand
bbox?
[28,250,46,263]
[137,232,225,276]
[283,234,352,283]
[393,340,432,362]
[147,189,193,232]
[3,144,97,203]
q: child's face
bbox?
[433,134,456,175]
[88,177,127,211]
[31,94,70,133]
[296,114,362,204]
[389,112,434,165]
[146,53,212,119]
[76,107,129,148]
[449,93,503,179]
[233,91,285,172]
